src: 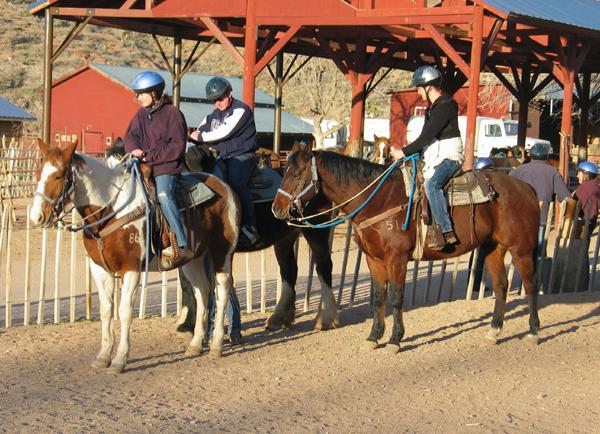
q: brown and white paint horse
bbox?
[30,139,239,373]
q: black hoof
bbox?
[176,323,195,334]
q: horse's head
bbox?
[30,138,79,227]
[372,135,391,165]
[272,142,320,220]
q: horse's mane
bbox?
[313,150,392,187]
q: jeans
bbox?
[424,159,460,233]
[224,153,257,227]
[207,284,242,338]
[155,174,187,247]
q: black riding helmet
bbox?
[410,65,443,88]
[205,76,232,102]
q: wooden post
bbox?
[69,210,77,322]
[260,249,266,313]
[245,252,253,314]
[559,201,580,293]
[588,232,600,292]
[548,201,567,294]
[349,249,362,308]
[304,250,315,313]
[242,0,257,108]
[138,277,147,319]
[85,255,92,320]
[176,271,182,317]
[448,256,460,301]
[4,209,12,327]
[53,228,62,324]
[161,271,168,318]
[24,205,31,325]
[435,260,447,303]
[337,222,353,306]
[37,229,48,325]
[410,260,419,306]
[573,212,591,292]
[463,5,484,170]
[424,261,433,303]
[466,248,479,300]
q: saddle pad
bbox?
[401,165,495,207]
[249,167,282,203]
[175,174,215,208]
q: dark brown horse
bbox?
[272,145,541,353]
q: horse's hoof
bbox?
[384,343,401,354]
[209,348,223,358]
[362,340,378,351]
[107,363,125,375]
[313,314,339,331]
[176,323,194,334]
[90,357,111,369]
[524,333,540,345]
[485,328,501,344]
[185,345,203,357]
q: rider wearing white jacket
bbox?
[390,66,463,250]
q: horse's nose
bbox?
[29,198,46,226]
[271,202,286,220]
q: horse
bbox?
[106,143,338,332]
[371,135,392,165]
[272,144,542,353]
[30,139,239,373]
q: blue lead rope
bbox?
[299,153,419,230]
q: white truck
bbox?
[406,114,552,158]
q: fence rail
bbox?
[0,195,598,329]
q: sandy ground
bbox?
[1,290,600,433]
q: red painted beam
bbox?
[423,24,470,78]
[254,26,301,76]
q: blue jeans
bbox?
[207,286,242,338]
[224,153,257,227]
[424,159,460,233]
[155,174,187,247]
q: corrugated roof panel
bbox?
[92,64,274,105]
[0,96,36,121]
[91,64,312,134]
[482,0,600,32]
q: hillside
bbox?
[0,0,408,135]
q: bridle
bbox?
[276,154,320,215]
[34,163,78,223]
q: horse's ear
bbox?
[36,138,49,156]
[374,134,379,141]
[64,139,78,160]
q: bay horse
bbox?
[272,145,541,353]
[30,139,239,373]
[107,143,337,332]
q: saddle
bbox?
[138,163,215,271]
[401,162,497,258]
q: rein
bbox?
[282,153,419,230]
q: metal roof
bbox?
[89,64,312,135]
[481,0,600,32]
[0,96,36,121]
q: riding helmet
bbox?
[529,143,549,160]
[131,71,166,94]
[410,65,443,88]
[474,157,493,170]
[577,161,598,178]
[205,76,233,102]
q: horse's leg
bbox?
[385,254,409,354]
[364,256,388,350]
[265,234,298,330]
[511,249,541,344]
[181,258,210,357]
[175,269,197,333]
[108,271,141,374]
[210,270,233,357]
[89,261,115,369]
[305,229,337,330]
[483,245,509,344]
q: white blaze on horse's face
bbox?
[30,162,61,226]
[377,142,388,165]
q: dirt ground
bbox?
[1,290,600,433]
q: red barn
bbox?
[51,64,313,154]
[389,85,513,148]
